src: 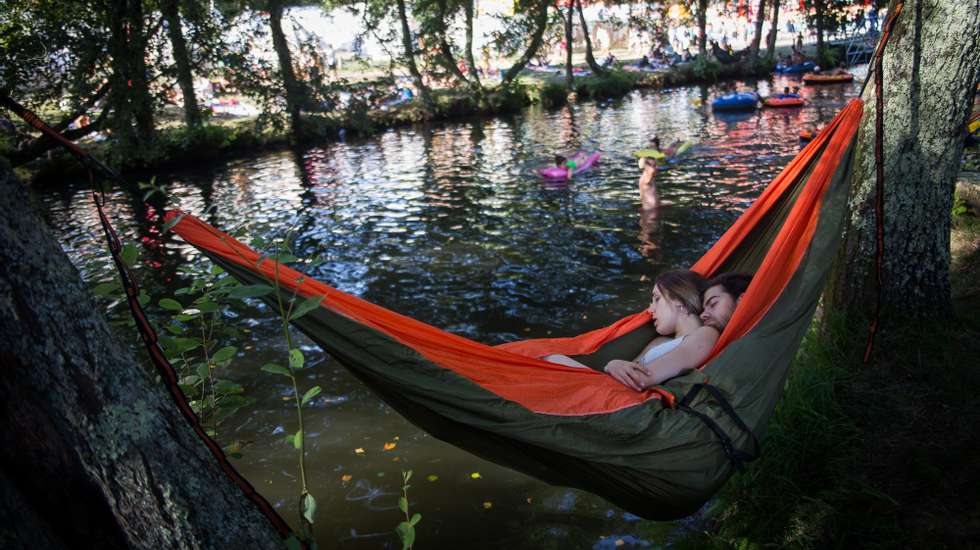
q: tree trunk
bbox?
[501,0,551,85]
[575,0,606,75]
[434,0,481,95]
[0,160,284,548]
[750,0,767,58]
[106,0,155,153]
[828,0,980,322]
[565,1,574,90]
[815,0,826,52]
[268,0,304,135]
[8,83,111,167]
[160,0,202,129]
[396,0,434,113]
[767,0,781,59]
[463,0,482,90]
[696,0,708,58]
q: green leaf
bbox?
[120,244,138,267]
[292,430,303,449]
[289,294,325,322]
[197,362,210,380]
[212,346,237,364]
[142,188,158,202]
[409,512,421,526]
[228,284,274,299]
[159,298,183,311]
[283,535,303,550]
[214,379,243,394]
[137,290,150,307]
[260,363,291,377]
[301,385,322,406]
[395,522,415,549]
[289,348,304,370]
[275,253,298,264]
[403,470,413,483]
[209,264,225,276]
[195,300,220,313]
[92,281,120,297]
[398,496,408,514]
[217,395,250,409]
[301,492,317,525]
[179,374,201,386]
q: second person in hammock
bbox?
[545,270,719,391]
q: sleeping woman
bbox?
[545,270,718,391]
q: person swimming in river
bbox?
[554,154,575,178]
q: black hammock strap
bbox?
[0,93,297,542]
[678,383,761,472]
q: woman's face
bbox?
[648,285,680,335]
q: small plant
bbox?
[395,470,422,550]
[952,196,969,217]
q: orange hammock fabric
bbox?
[167,99,864,418]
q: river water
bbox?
[34,69,864,548]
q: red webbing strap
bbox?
[1,96,297,542]
[863,3,904,364]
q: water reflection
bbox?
[33,67,865,548]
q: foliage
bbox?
[690,54,721,82]
[801,0,854,40]
[574,71,636,100]
[395,470,422,549]
[534,79,570,108]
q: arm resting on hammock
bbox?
[604,326,718,391]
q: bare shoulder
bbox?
[688,326,720,345]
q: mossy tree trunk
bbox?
[575,0,606,75]
[268,0,305,135]
[396,0,435,113]
[463,0,482,90]
[106,0,155,154]
[0,160,284,548]
[767,0,781,59]
[160,0,202,129]
[695,0,708,58]
[828,0,980,322]
[501,0,552,85]
[750,0,767,58]
[564,1,575,90]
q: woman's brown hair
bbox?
[654,270,707,316]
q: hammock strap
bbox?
[0,94,297,543]
[863,3,903,364]
[678,383,760,471]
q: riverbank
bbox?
[15,54,775,186]
[668,145,980,548]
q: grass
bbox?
[673,199,980,549]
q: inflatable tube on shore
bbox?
[802,72,854,84]
[711,93,759,112]
[538,152,600,179]
[762,94,805,107]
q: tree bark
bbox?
[106,0,155,153]
[696,0,708,58]
[815,0,826,52]
[434,0,481,94]
[160,0,202,129]
[463,0,482,90]
[564,1,574,90]
[750,0,767,58]
[396,0,435,113]
[268,0,304,135]
[501,0,552,85]
[0,159,284,548]
[575,0,606,75]
[767,0,781,59]
[828,0,980,321]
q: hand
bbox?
[604,360,647,392]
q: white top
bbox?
[639,335,686,365]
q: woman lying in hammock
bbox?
[545,271,719,391]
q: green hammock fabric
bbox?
[166,99,862,519]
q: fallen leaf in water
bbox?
[383,442,396,451]
[426,474,438,482]
[341,474,352,482]
[354,448,365,454]
[526,497,533,504]
[615,539,625,547]
[392,457,400,462]
[470,472,481,479]
[482,501,492,509]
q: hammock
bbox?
[167,99,863,520]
